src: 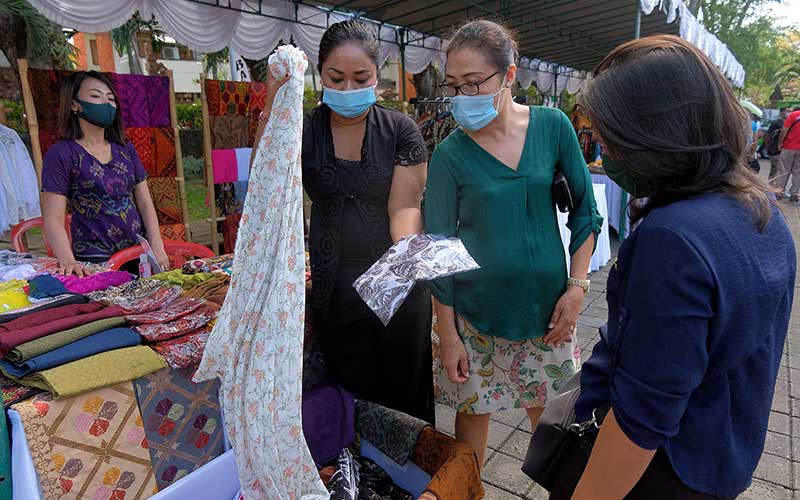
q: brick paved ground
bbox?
[434,195,800,500]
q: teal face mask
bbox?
[75,99,117,129]
[602,154,650,198]
[322,85,377,118]
[451,88,504,131]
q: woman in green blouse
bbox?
[425,20,602,467]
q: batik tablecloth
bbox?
[193,45,328,500]
[133,366,225,491]
[11,383,157,500]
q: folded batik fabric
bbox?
[94,284,183,315]
[16,346,167,399]
[125,298,206,325]
[6,317,127,363]
[12,384,156,500]
[0,294,89,324]
[151,323,213,369]
[135,304,216,342]
[0,327,140,378]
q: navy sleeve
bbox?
[610,225,714,450]
[41,142,71,196]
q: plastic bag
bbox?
[353,234,480,325]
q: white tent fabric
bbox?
[28,0,744,88]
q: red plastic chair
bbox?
[107,240,216,271]
[11,215,72,256]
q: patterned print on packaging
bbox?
[193,45,328,500]
[11,384,156,500]
[133,366,225,491]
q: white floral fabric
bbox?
[193,45,328,500]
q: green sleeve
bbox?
[423,146,458,306]
[556,109,603,255]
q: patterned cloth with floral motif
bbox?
[11,383,156,500]
[133,366,225,491]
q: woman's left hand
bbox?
[151,241,170,271]
[418,491,437,500]
[543,286,584,346]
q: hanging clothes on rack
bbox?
[193,46,328,500]
[0,125,41,234]
[415,99,456,156]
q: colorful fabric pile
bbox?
[0,254,234,498]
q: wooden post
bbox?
[200,76,220,254]
[18,59,44,187]
[166,69,192,242]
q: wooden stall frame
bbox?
[18,61,191,241]
[166,69,192,242]
[17,59,44,187]
[200,76,223,254]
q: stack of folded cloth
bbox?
[90,278,228,369]
[0,301,165,398]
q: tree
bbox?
[691,0,800,104]
[110,12,164,75]
[0,0,76,72]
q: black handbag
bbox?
[521,371,601,490]
[553,171,574,213]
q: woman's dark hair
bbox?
[58,70,126,145]
[446,20,518,72]
[579,35,774,231]
[317,20,380,72]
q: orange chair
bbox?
[11,215,72,256]
[107,240,216,271]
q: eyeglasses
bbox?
[439,72,500,97]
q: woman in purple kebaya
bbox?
[41,71,168,275]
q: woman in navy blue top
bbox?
[550,36,796,499]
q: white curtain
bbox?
[231,3,294,60]
[26,0,142,33]
[403,37,445,74]
[143,1,243,54]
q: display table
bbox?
[557,183,612,273]
[591,173,630,238]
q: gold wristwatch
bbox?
[567,277,591,294]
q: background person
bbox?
[41,71,168,276]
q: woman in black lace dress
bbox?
[302,20,434,423]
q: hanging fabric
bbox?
[193,45,328,500]
[0,125,41,234]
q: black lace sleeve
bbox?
[394,114,429,166]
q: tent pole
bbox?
[400,29,408,111]
[634,0,642,39]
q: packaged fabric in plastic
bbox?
[353,234,479,325]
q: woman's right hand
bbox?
[440,336,470,384]
[58,259,86,277]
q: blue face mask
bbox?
[323,85,377,118]
[451,88,505,131]
[75,99,117,129]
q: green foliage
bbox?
[0,0,76,69]
[1,99,27,133]
[303,86,319,112]
[182,156,204,179]
[203,48,229,79]
[176,101,203,129]
[692,0,800,103]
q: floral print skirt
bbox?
[435,317,580,415]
